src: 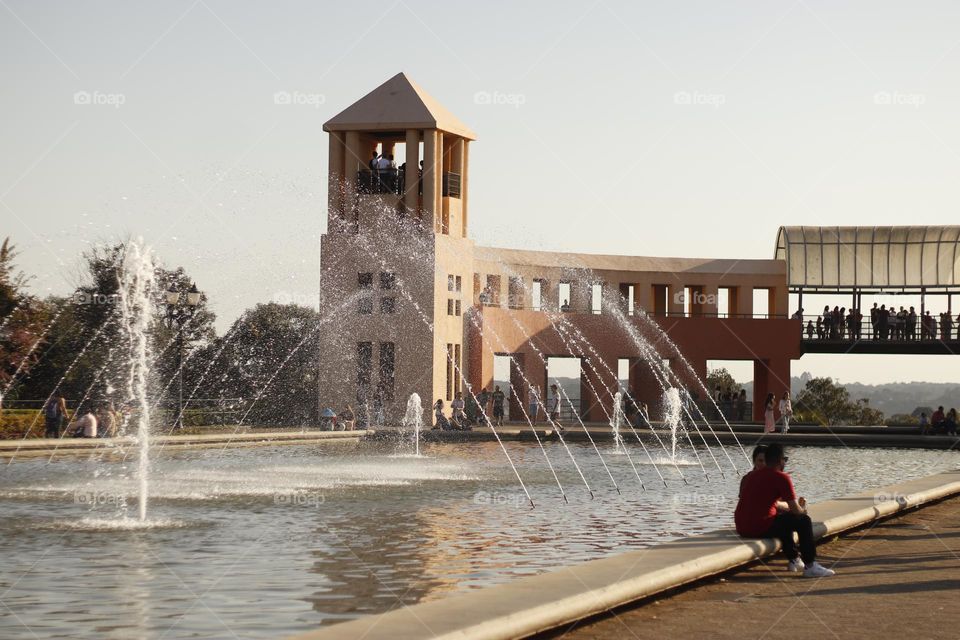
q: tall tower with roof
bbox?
[318,73,476,422]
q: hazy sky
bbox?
[3,1,960,385]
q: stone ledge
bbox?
[289,469,960,640]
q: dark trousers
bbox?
[764,512,816,565]
[44,418,61,439]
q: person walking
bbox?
[763,393,776,433]
[778,391,793,434]
[492,386,506,426]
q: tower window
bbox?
[380,272,395,290]
[358,297,373,315]
[380,297,396,314]
[359,272,373,289]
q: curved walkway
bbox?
[554,495,960,640]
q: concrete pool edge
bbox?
[288,468,960,640]
[0,429,374,458]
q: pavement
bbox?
[549,496,960,640]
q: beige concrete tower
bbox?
[318,73,476,423]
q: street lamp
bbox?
[165,282,201,429]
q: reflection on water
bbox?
[0,440,955,638]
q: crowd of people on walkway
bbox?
[801,304,958,341]
[41,394,123,439]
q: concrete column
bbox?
[404,129,419,215]
[753,357,791,422]
[461,140,470,235]
[328,131,345,221]
[740,286,754,318]
[422,129,438,229]
[435,131,444,232]
[344,130,361,201]
[570,279,591,313]
[581,356,617,422]
[703,284,719,317]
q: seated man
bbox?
[68,410,98,438]
[734,444,835,578]
[930,406,946,434]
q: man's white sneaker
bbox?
[802,562,835,578]
[787,558,805,572]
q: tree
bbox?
[706,367,742,395]
[0,238,48,393]
[793,376,885,426]
[200,303,321,426]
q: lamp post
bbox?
[165,282,201,430]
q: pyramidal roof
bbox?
[323,72,476,140]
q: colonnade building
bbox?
[317,73,801,423]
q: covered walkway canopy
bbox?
[775,226,960,293]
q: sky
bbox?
[2,0,960,385]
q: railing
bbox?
[472,298,787,319]
[354,170,460,199]
[796,313,958,342]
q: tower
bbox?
[318,73,476,423]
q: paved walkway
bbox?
[551,496,960,640]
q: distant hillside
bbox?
[744,374,960,417]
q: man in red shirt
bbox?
[735,444,835,578]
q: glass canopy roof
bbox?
[774,226,960,291]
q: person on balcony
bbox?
[560,299,571,312]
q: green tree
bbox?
[794,376,885,426]
[706,367,742,396]
[0,238,49,394]
[201,303,321,426]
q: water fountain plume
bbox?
[401,392,423,457]
[118,240,156,521]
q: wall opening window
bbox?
[358,296,373,315]
[455,299,461,316]
[455,275,462,292]
[379,272,395,290]
[753,288,770,318]
[447,299,454,316]
[508,277,524,309]
[591,283,602,314]
[531,280,543,311]
[357,342,373,397]
[380,297,396,314]
[558,282,571,310]
[378,342,395,401]
[445,343,455,401]
[358,272,373,289]
[448,274,455,292]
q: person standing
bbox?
[778,391,793,434]
[476,387,491,425]
[492,386,506,427]
[547,384,562,428]
[451,392,466,428]
[735,444,836,578]
[43,394,68,439]
[763,393,776,433]
[528,385,541,425]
